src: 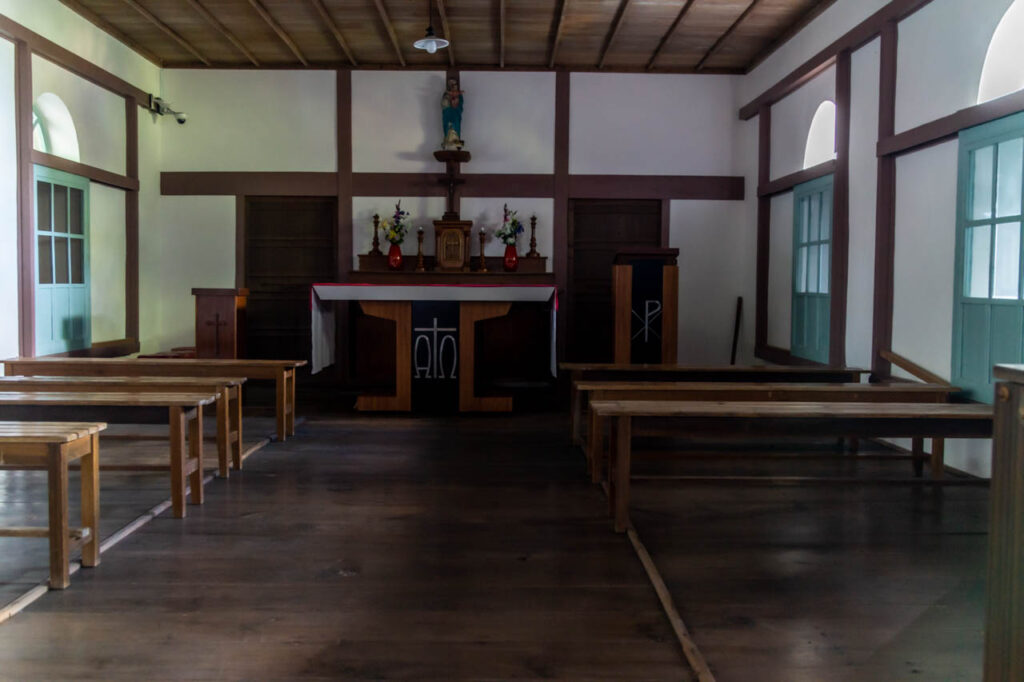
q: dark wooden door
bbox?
[567,199,661,362]
[245,197,336,374]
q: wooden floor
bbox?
[0,415,988,680]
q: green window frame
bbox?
[791,174,833,364]
[952,111,1024,402]
[34,165,90,356]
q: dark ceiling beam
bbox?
[372,0,406,67]
[646,0,696,71]
[744,0,839,73]
[58,0,163,66]
[185,0,259,66]
[548,0,569,69]
[597,0,633,69]
[435,0,456,67]
[308,0,358,66]
[695,0,763,71]
[120,0,211,66]
[246,0,308,66]
[499,0,506,68]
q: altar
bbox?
[311,284,557,412]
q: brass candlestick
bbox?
[478,229,488,272]
[370,214,382,255]
[415,227,426,272]
[526,215,539,257]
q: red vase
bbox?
[503,244,519,272]
[387,243,403,270]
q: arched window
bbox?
[32,92,80,162]
[979,0,1024,104]
[802,100,836,169]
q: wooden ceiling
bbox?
[59,0,836,73]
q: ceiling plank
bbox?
[548,0,569,69]
[185,0,260,66]
[246,0,309,66]
[597,0,633,69]
[435,0,456,67]
[745,0,840,73]
[58,0,164,66]
[499,0,505,68]
[308,0,358,66]
[696,0,764,71]
[119,0,210,66]
[372,0,406,67]
[646,0,697,71]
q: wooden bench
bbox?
[0,391,218,519]
[0,376,246,478]
[579,381,962,482]
[590,400,993,532]
[4,358,305,442]
[0,421,105,589]
[561,363,870,446]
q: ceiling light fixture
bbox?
[413,0,449,54]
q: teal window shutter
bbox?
[791,174,833,364]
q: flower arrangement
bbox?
[495,203,524,246]
[378,200,411,245]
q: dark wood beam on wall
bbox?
[435,0,456,68]
[646,0,696,71]
[757,159,836,197]
[598,0,633,69]
[829,49,851,368]
[120,0,211,66]
[162,172,337,196]
[235,196,246,289]
[548,0,569,69]
[499,0,506,68]
[308,0,357,66]
[373,0,406,67]
[125,98,139,343]
[57,0,163,66]
[697,0,762,71]
[15,40,34,357]
[872,21,898,379]
[568,175,744,200]
[247,0,308,66]
[187,0,260,66]
[337,69,353,283]
[754,104,771,353]
[32,151,140,191]
[554,70,570,360]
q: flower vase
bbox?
[503,244,519,272]
[387,243,403,271]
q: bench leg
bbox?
[189,408,204,506]
[612,416,632,533]
[216,389,230,479]
[80,434,100,569]
[276,368,287,442]
[931,438,945,480]
[570,380,581,446]
[589,413,605,484]
[47,445,70,589]
[232,385,244,470]
[912,437,924,478]
[170,406,187,518]
[288,369,297,436]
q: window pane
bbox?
[965,224,992,297]
[819,191,832,241]
[36,182,51,231]
[54,237,69,284]
[819,243,830,294]
[69,188,84,235]
[795,246,807,293]
[37,236,52,284]
[808,195,820,241]
[807,244,819,294]
[798,199,808,243]
[993,221,1021,299]
[973,145,994,220]
[997,138,1024,218]
[70,238,84,284]
[53,185,67,233]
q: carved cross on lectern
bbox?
[206,313,228,354]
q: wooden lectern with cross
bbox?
[193,288,248,359]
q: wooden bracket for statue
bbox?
[434,150,471,220]
[434,219,474,271]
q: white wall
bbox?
[460,72,554,174]
[0,38,17,360]
[769,66,835,179]
[89,183,125,342]
[160,69,336,172]
[570,73,737,175]
[352,70,445,173]
[767,192,794,349]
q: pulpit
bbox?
[611,249,678,364]
[193,288,248,359]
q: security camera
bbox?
[174,111,188,125]
[148,95,188,125]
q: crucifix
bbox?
[434,149,471,220]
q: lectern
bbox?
[611,249,678,364]
[193,288,248,359]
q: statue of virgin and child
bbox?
[441,77,464,151]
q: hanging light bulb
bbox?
[413,0,449,53]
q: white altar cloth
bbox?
[310,283,558,374]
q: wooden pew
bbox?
[561,363,870,446]
[0,376,246,478]
[0,421,105,588]
[579,381,962,482]
[590,400,993,532]
[3,358,305,441]
[0,391,217,519]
